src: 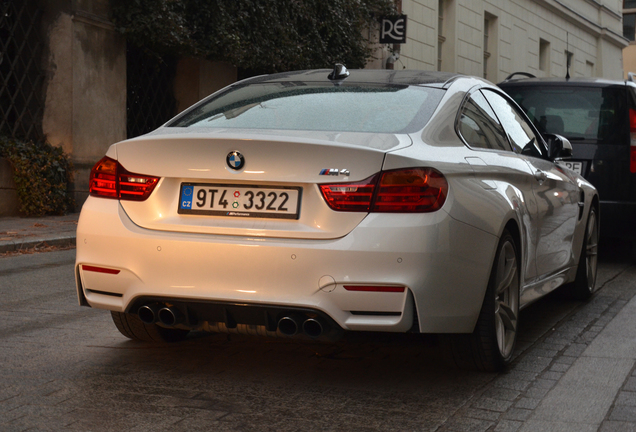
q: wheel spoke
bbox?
[497,255,517,294]
[584,210,599,290]
[492,239,519,359]
[496,315,505,350]
[497,301,517,331]
[587,213,596,238]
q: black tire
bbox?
[448,230,520,372]
[110,311,189,342]
[565,206,599,300]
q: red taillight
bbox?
[89,156,159,201]
[630,109,636,173]
[374,168,448,212]
[319,174,379,211]
[319,168,448,213]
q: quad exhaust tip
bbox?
[138,304,184,327]
[278,316,324,338]
[140,305,325,336]
[278,316,300,336]
[138,304,160,324]
[158,307,184,326]
[302,318,323,338]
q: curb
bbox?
[0,235,76,254]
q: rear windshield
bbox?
[501,85,628,143]
[169,82,445,134]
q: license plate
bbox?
[178,183,301,219]
[558,161,583,175]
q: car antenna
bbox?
[328,64,350,83]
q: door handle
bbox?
[534,170,547,182]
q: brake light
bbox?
[89,156,159,201]
[630,109,636,173]
[319,168,448,213]
[374,168,448,212]
[319,174,379,211]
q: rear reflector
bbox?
[319,168,448,213]
[630,109,636,173]
[89,156,160,201]
[82,265,120,275]
[343,285,405,293]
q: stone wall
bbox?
[40,0,126,208]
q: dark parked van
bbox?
[499,74,636,240]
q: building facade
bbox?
[0,0,628,214]
[623,0,636,76]
[370,0,626,82]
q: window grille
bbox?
[126,45,177,138]
[0,0,44,142]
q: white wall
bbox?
[369,0,626,82]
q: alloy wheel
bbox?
[585,209,599,292]
[494,240,519,359]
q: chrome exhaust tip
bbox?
[302,318,323,338]
[278,316,300,336]
[157,307,183,326]
[138,304,160,324]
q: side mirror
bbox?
[544,133,573,160]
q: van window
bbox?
[503,86,627,144]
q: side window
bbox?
[458,91,511,151]
[481,89,546,158]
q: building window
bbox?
[624,13,636,41]
[566,50,574,77]
[438,0,445,71]
[483,12,497,81]
[539,39,550,72]
[626,0,636,9]
[483,18,490,79]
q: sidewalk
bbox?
[0,213,79,253]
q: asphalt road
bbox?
[0,246,634,431]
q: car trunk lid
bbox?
[114,130,410,239]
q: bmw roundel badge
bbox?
[226,151,245,170]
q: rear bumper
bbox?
[75,197,498,334]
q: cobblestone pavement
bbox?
[1,247,635,431]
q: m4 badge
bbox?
[319,168,350,176]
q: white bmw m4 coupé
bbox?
[75,66,599,371]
